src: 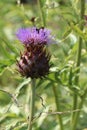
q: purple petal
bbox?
[16,27,55,45]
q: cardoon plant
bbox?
[16,27,54,130]
[16,27,53,78]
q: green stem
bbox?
[28,79,36,130]
[72,88,87,130]
[72,37,82,118]
[52,85,64,130]
[72,0,85,129]
[37,0,46,26]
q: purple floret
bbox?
[16,27,54,45]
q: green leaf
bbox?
[0,90,11,106]
[0,37,19,55]
[44,82,52,89]
[0,113,19,124]
[0,58,16,75]
[15,78,31,97]
[62,27,72,39]
[70,23,87,40]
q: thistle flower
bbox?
[16,27,54,45]
[17,44,50,78]
[16,27,53,78]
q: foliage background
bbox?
[0,0,87,130]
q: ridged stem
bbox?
[72,87,87,130]
[72,0,85,129]
[52,85,64,130]
[28,79,36,130]
[37,0,46,26]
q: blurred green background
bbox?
[0,0,87,130]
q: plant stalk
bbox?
[28,79,36,130]
[72,87,87,130]
[52,85,64,130]
[37,0,46,26]
[72,0,85,129]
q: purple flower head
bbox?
[16,27,54,45]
